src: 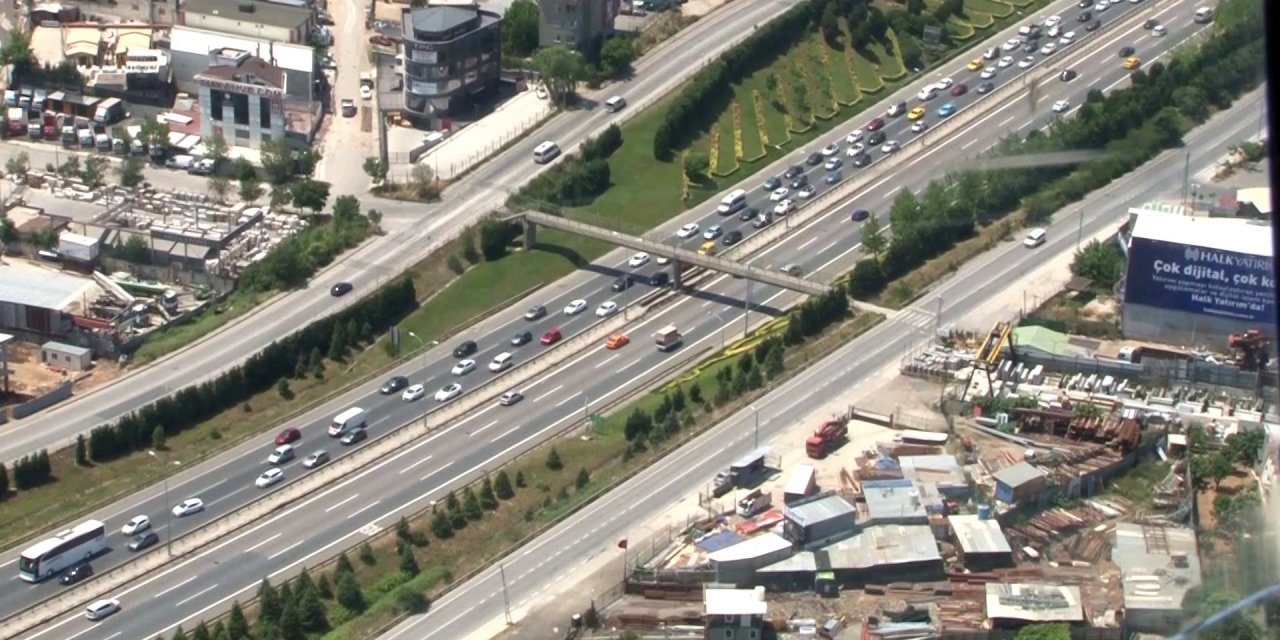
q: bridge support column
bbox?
[522,219,537,249]
[671,263,683,290]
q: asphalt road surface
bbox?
[8,0,1227,635]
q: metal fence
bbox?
[1010,347,1270,392]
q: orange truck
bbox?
[804,416,849,459]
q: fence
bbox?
[1010,346,1271,392]
[9,381,73,420]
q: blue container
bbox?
[977,504,992,520]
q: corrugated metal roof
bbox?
[1130,211,1271,257]
[900,454,967,486]
[708,533,792,563]
[863,483,927,522]
[985,583,1084,623]
[820,524,940,569]
[784,494,855,528]
[0,265,96,311]
[42,340,90,357]
[993,461,1045,489]
[170,26,313,73]
[949,514,1013,555]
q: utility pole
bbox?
[1181,149,1191,207]
[499,564,513,625]
[743,277,752,339]
[408,330,429,427]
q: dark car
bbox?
[510,330,533,346]
[1022,42,1037,53]
[340,428,368,446]
[1086,19,1101,31]
[330,282,353,297]
[128,531,159,552]
[1118,46,1135,57]
[1060,69,1078,82]
[752,212,773,229]
[805,152,823,166]
[1079,10,1093,22]
[452,340,478,358]
[721,230,743,246]
[867,131,886,146]
[1143,18,1158,29]
[762,176,782,191]
[275,427,301,445]
[1026,25,1041,39]
[825,170,842,185]
[59,563,92,585]
[851,153,872,168]
[976,81,995,94]
[611,275,634,292]
[887,101,907,117]
[379,375,409,395]
[789,174,809,189]
[738,207,760,222]
[851,208,870,222]
[950,84,968,96]
[865,117,885,131]
[783,165,804,179]
[648,271,670,287]
[523,305,546,321]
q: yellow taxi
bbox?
[907,106,926,121]
[698,240,717,256]
[967,57,983,71]
[1122,56,1140,70]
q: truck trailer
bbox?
[654,324,682,352]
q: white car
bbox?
[1052,99,1071,113]
[797,184,816,198]
[983,47,998,60]
[121,515,150,536]
[998,55,1014,68]
[488,352,513,372]
[1040,42,1057,55]
[1045,14,1062,26]
[676,223,699,238]
[769,187,790,202]
[820,142,840,157]
[435,383,463,402]
[402,384,425,401]
[1018,24,1032,35]
[563,299,587,315]
[1094,0,1109,11]
[1001,38,1022,52]
[451,359,476,376]
[627,252,650,268]
[359,85,372,100]
[1047,25,1061,38]
[1059,31,1076,45]
[845,129,864,144]
[255,468,284,489]
[845,142,865,157]
[1018,56,1035,69]
[934,77,953,89]
[267,444,294,465]
[880,141,900,154]
[656,255,670,265]
[703,225,723,240]
[85,598,121,621]
[773,199,795,216]
[172,498,204,517]
[1152,24,1166,36]
[302,450,330,468]
[910,120,929,134]
[980,66,997,79]
[595,301,619,317]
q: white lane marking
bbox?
[267,540,305,560]
[998,114,1015,128]
[175,583,220,607]
[961,138,978,150]
[398,454,436,474]
[593,354,619,370]
[796,236,817,251]
[491,424,523,443]
[152,575,199,600]
[242,532,283,553]
[553,392,581,408]
[532,384,564,403]
[471,420,499,436]
[419,462,455,483]
[345,499,382,520]
[324,494,360,512]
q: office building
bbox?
[400,4,501,125]
[538,0,620,51]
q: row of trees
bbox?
[845,0,1265,301]
[511,124,623,208]
[236,195,372,293]
[0,452,54,499]
[432,469,518,538]
[83,276,416,463]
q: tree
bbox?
[81,156,109,186]
[0,461,9,498]
[139,120,169,154]
[889,187,923,236]
[75,434,88,466]
[358,541,375,565]
[494,469,514,499]
[118,156,145,187]
[1015,623,1070,640]
[1207,452,1235,488]
[410,163,438,200]
[362,156,388,184]
[238,172,263,202]
[515,470,526,487]
[328,322,348,361]
[334,551,355,576]
[258,578,282,626]
[532,46,586,107]
[290,179,330,213]
[575,467,590,490]
[208,176,231,203]
[462,485,482,520]
[820,3,841,45]
[683,152,709,179]
[191,622,212,640]
[861,215,887,256]
[151,425,167,451]
[0,31,34,69]
[277,603,304,640]
[398,544,420,576]
[172,626,189,640]
[599,37,636,77]
[260,138,295,184]
[546,446,563,470]
[479,475,498,510]
[431,508,454,538]
[296,585,327,631]
[4,151,30,176]
[501,0,540,58]
[203,135,228,169]
[1070,240,1125,288]
[905,0,925,13]
[227,602,250,640]
[335,571,365,612]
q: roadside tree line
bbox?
[510,124,623,209]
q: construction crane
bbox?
[1228,329,1272,371]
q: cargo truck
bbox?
[654,324,682,352]
[805,412,850,459]
[712,447,769,497]
[737,488,772,517]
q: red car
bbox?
[275,427,301,445]
[369,34,393,47]
[950,84,968,96]
[865,117,886,131]
[540,327,562,345]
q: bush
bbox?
[511,127,622,208]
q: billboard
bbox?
[1125,236,1276,324]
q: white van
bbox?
[716,189,748,215]
[533,141,560,164]
[916,86,937,102]
[328,407,367,437]
[604,96,626,112]
[1193,6,1213,22]
[488,352,514,372]
[1024,228,1047,248]
[165,154,195,170]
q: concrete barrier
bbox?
[10,382,73,420]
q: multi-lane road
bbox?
[0,0,802,464]
[8,0,1225,636]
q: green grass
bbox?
[129,289,266,365]
[717,115,739,175]
[738,94,766,159]
[965,0,1015,17]
[581,94,688,231]
[849,45,885,93]
[868,41,906,80]
[825,41,861,105]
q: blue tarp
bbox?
[695,530,745,553]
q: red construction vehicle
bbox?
[805,413,850,459]
[1228,329,1272,371]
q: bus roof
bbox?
[20,520,105,559]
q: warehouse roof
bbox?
[899,454,966,486]
[862,481,927,523]
[994,462,1046,489]
[1112,523,1202,612]
[822,524,940,569]
[704,588,767,616]
[949,514,1013,555]
[986,583,1084,623]
[784,493,856,528]
[1130,211,1272,257]
[182,0,311,30]
[708,533,792,563]
[0,263,97,312]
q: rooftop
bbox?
[170,26,314,74]
[993,461,1046,489]
[949,514,1013,555]
[1130,211,1272,258]
[182,0,312,31]
[0,263,99,312]
[405,5,482,35]
[761,524,940,573]
[862,479,928,523]
[42,340,91,357]
[704,588,767,616]
[1237,187,1271,215]
[985,583,1085,623]
[197,55,285,90]
[899,454,966,486]
[708,533,792,563]
[1111,523,1202,612]
[784,493,856,528]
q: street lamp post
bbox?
[750,406,760,449]
[147,450,181,557]
[407,330,429,426]
[709,310,727,350]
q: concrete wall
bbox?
[10,381,74,420]
[1010,345,1269,391]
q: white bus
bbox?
[18,520,108,582]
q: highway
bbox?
[0,0,803,464]
[7,0,1222,636]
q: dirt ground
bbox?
[1,341,121,402]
